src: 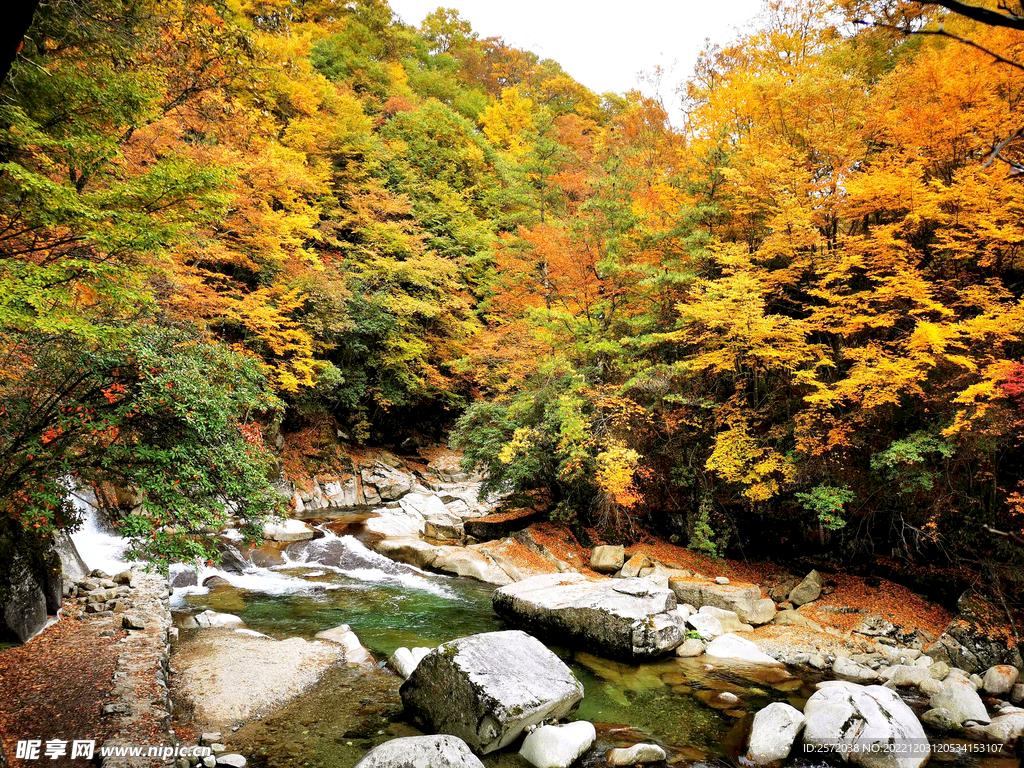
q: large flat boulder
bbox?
[400,630,584,754]
[492,573,687,660]
[354,735,484,768]
[803,682,929,768]
[668,577,774,625]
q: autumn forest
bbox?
[3,0,1024,607]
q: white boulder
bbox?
[746,702,804,766]
[705,634,781,665]
[519,722,596,768]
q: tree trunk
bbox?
[1,0,40,88]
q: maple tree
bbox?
[1,0,1023,602]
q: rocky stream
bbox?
[6,449,1024,768]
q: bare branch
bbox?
[912,1,1024,31]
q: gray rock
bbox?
[315,624,372,665]
[833,656,879,683]
[55,530,89,583]
[400,630,584,754]
[772,610,823,632]
[519,721,595,768]
[619,553,652,578]
[590,546,626,574]
[200,734,222,747]
[202,756,217,768]
[686,612,723,641]
[668,578,772,625]
[802,681,929,768]
[194,610,244,629]
[1011,683,1024,704]
[965,709,1024,745]
[715,577,730,585]
[929,661,950,680]
[982,665,1019,695]
[216,756,246,768]
[808,654,827,670]
[390,647,418,679]
[788,571,824,606]
[354,735,484,768]
[606,744,666,766]
[676,638,705,657]
[262,518,315,542]
[697,605,753,633]
[746,702,804,766]
[920,708,959,732]
[492,573,686,660]
[880,665,928,687]
[122,613,145,630]
[705,633,781,665]
[928,674,990,726]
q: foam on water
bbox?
[278,528,456,598]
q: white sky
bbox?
[388,0,766,115]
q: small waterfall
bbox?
[171,524,455,608]
[68,488,134,575]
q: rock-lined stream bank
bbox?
[3,448,1022,768]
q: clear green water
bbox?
[178,553,825,767]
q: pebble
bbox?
[715,577,730,585]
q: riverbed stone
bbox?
[606,744,666,766]
[668,578,772,625]
[399,630,584,754]
[705,634,781,665]
[929,674,991,726]
[263,518,315,542]
[492,573,687,660]
[746,702,804,767]
[929,661,950,680]
[620,553,652,578]
[314,624,372,664]
[880,665,929,687]
[698,605,753,633]
[193,610,245,629]
[590,546,625,574]
[216,756,246,768]
[920,708,959,731]
[772,610,823,632]
[519,721,595,768]
[390,647,418,679]
[982,665,1019,695]
[803,682,929,768]
[965,709,1024,745]
[676,638,705,657]
[686,612,723,641]
[354,735,485,768]
[833,656,879,683]
[788,570,824,606]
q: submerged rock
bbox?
[492,573,687,660]
[314,624,372,665]
[519,721,596,768]
[803,681,929,768]
[965,708,1024,745]
[399,630,584,754]
[354,735,485,768]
